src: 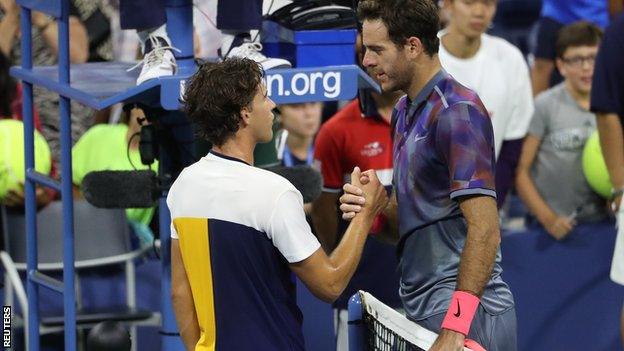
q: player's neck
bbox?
[212,137,255,165]
[441,29,482,59]
[565,80,591,110]
[406,57,443,101]
[371,92,401,123]
[287,133,312,159]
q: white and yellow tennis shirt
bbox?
[167,151,321,351]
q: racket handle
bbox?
[464,338,486,351]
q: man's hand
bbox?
[429,329,465,351]
[542,214,576,240]
[358,168,388,217]
[339,167,385,220]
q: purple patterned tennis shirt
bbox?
[392,69,514,320]
[393,69,497,233]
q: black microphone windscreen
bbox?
[265,165,323,203]
[81,170,159,209]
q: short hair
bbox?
[183,58,263,146]
[555,21,603,58]
[357,0,440,56]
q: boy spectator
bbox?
[517,21,605,240]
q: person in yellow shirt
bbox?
[72,107,157,245]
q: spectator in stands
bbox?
[278,102,323,168]
[71,107,156,246]
[278,102,322,216]
[530,0,621,96]
[0,0,95,166]
[0,51,54,208]
[439,0,534,207]
[516,21,605,240]
[311,31,404,351]
[590,13,624,344]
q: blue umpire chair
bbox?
[1,201,158,351]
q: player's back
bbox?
[167,151,309,351]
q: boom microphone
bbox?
[265,165,323,203]
[81,170,160,209]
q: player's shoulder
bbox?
[438,76,489,118]
[168,156,297,207]
[251,165,298,193]
[440,75,482,106]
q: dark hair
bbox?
[183,58,263,146]
[86,321,131,351]
[0,51,16,117]
[556,21,603,58]
[357,0,440,56]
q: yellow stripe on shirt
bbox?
[173,217,216,351]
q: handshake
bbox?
[339,166,389,221]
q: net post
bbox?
[348,291,365,351]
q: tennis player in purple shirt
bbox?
[340,1,516,350]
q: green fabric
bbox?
[72,124,157,226]
[0,120,51,199]
[253,121,280,167]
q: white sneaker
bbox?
[131,36,179,85]
[226,42,291,70]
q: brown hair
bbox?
[182,58,263,146]
[556,21,603,59]
[357,0,440,56]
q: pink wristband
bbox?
[440,291,480,336]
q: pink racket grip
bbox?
[464,338,486,351]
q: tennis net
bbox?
[350,291,471,351]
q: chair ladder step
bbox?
[26,169,61,192]
[29,270,64,293]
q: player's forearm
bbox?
[325,213,374,298]
[0,12,19,57]
[375,196,399,245]
[171,241,200,350]
[311,201,339,253]
[171,286,200,350]
[456,197,500,297]
[597,113,624,189]
[515,167,557,225]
